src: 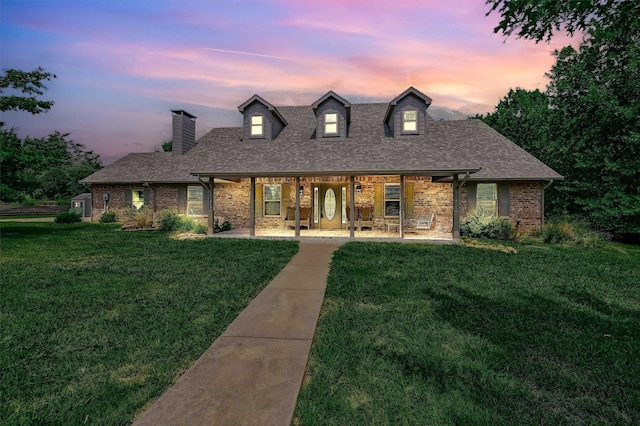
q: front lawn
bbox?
[0,223,298,425]
[295,241,640,425]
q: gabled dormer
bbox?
[384,87,432,138]
[238,94,287,142]
[312,91,351,139]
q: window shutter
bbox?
[177,186,186,214]
[374,184,384,218]
[404,183,414,219]
[203,185,211,212]
[467,183,477,213]
[280,184,290,216]
[255,183,263,216]
[124,190,132,207]
[143,188,151,205]
[499,183,510,217]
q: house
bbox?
[81,87,562,238]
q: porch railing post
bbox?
[453,174,460,239]
[349,176,355,238]
[250,177,255,236]
[295,176,300,237]
[400,175,405,238]
[208,177,215,236]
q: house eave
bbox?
[191,168,481,179]
[433,176,564,182]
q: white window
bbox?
[403,110,417,132]
[324,113,337,134]
[187,186,203,215]
[384,184,401,217]
[132,190,144,210]
[477,183,498,216]
[264,184,281,216]
[251,115,263,136]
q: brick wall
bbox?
[510,182,544,230]
[460,181,543,231]
[91,178,544,232]
[90,184,182,222]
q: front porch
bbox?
[212,226,455,242]
[198,173,474,240]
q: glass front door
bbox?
[315,184,343,229]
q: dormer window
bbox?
[250,115,264,136]
[403,110,417,133]
[324,113,338,134]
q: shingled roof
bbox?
[82,102,562,184]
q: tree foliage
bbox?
[0,67,56,119]
[486,0,640,42]
[0,130,102,201]
[0,67,102,202]
[481,0,640,235]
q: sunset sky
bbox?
[1,0,577,164]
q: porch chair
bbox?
[284,207,311,229]
[359,206,374,230]
[299,207,311,229]
[345,207,359,231]
[416,212,435,230]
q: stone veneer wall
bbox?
[91,179,544,231]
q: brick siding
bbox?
[92,177,544,233]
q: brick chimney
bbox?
[171,110,196,155]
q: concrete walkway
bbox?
[133,240,343,426]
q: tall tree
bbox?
[0,67,56,120]
[483,0,640,234]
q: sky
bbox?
[1,0,577,165]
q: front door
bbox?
[315,184,343,229]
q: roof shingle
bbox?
[81,102,562,184]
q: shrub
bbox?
[179,216,197,232]
[128,206,153,229]
[194,223,207,234]
[158,210,230,234]
[531,217,606,247]
[159,209,182,231]
[55,198,71,206]
[460,208,515,240]
[21,196,41,207]
[99,211,118,223]
[55,211,82,224]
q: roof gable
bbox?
[237,94,287,126]
[311,91,351,110]
[383,86,432,123]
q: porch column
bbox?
[400,175,405,238]
[208,177,215,236]
[453,174,460,239]
[295,176,301,237]
[349,176,355,238]
[250,177,255,236]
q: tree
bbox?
[485,0,640,42]
[162,140,172,152]
[482,0,640,235]
[0,67,56,119]
[0,68,102,202]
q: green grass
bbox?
[294,241,640,425]
[0,223,298,425]
[0,215,56,219]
